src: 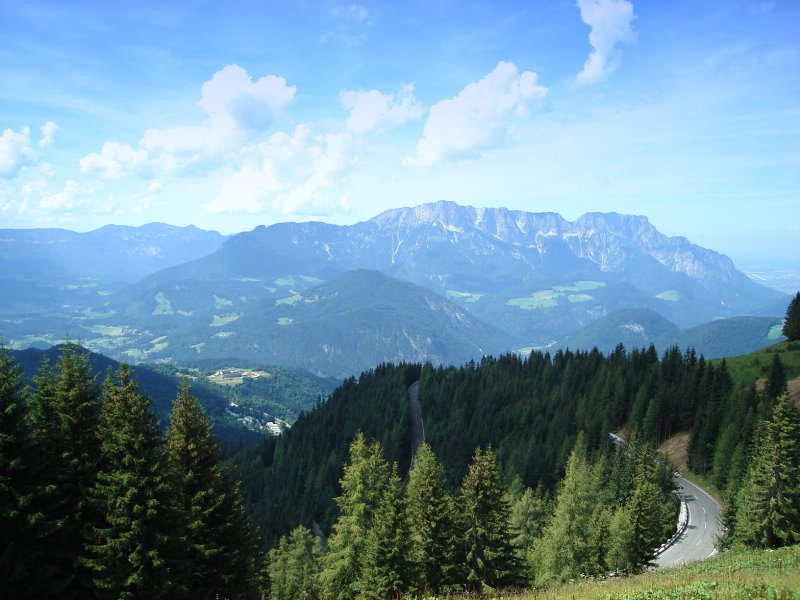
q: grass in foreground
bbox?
[445,545,799,599]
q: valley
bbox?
[1,202,790,379]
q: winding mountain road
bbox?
[408,380,425,458]
[655,475,721,568]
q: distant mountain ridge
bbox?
[0,201,787,374]
[0,222,227,283]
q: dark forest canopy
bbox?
[234,342,796,547]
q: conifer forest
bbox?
[2,333,798,598]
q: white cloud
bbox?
[38,179,96,211]
[575,0,636,86]
[81,65,296,178]
[341,84,425,136]
[199,64,296,134]
[206,125,354,216]
[141,64,295,171]
[0,126,35,178]
[80,141,149,179]
[39,121,59,148]
[404,61,547,167]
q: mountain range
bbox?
[1,201,788,376]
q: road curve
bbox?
[655,475,721,568]
[408,380,425,458]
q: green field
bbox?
[509,281,605,310]
[508,291,560,309]
[714,341,800,388]
[210,313,241,327]
[553,280,605,292]
[83,324,127,337]
[446,290,483,302]
[657,290,681,302]
[213,294,233,307]
[81,307,116,319]
[276,294,303,306]
[152,291,173,315]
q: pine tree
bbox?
[319,432,402,600]
[359,466,411,599]
[0,346,35,594]
[84,365,181,599]
[460,446,520,593]
[268,526,321,600]
[734,394,800,548]
[164,382,262,599]
[626,474,669,569]
[25,343,100,597]
[406,442,459,594]
[765,353,788,400]
[782,291,800,341]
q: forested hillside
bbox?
[0,345,262,598]
[3,340,798,597]
[235,343,799,547]
[11,345,336,451]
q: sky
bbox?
[1,0,798,269]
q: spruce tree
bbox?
[319,432,402,600]
[626,474,669,569]
[358,466,411,599]
[460,446,519,593]
[84,365,181,599]
[25,343,100,597]
[164,382,261,599]
[782,291,800,341]
[765,353,788,400]
[735,394,800,548]
[268,526,321,600]
[406,442,459,594]
[0,346,34,594]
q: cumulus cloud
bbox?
[80,141,149,179]
[0,126,35,178]
[39,121,59,148]
[403,61,547,167]
[341,84,425,136]
[80,65,296,178]
[141,64,295,172]
[575,0,636,86]
[205,125,354,216]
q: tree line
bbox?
[0,344,262,599]
[267,431,678,599]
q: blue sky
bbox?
[1,0,798,268]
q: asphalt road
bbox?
[655,475,721,568]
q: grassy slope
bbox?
[713,340,800,389]
[449,545,799,599]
